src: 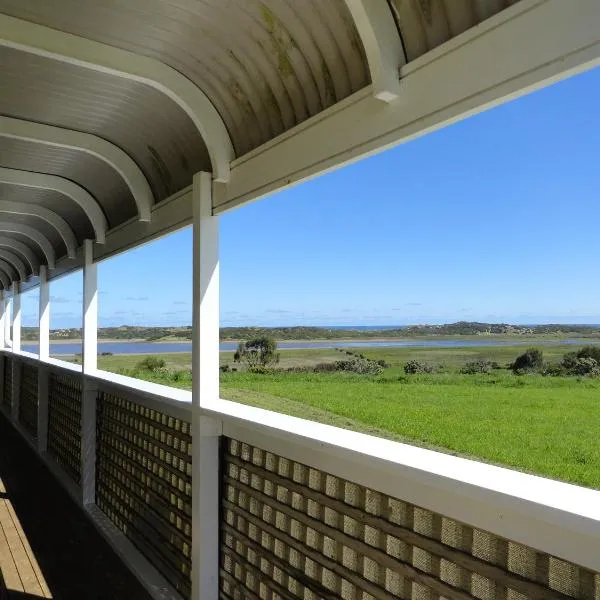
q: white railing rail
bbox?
[1,350,599,600]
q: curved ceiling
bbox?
[0,0,528,291]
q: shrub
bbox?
[575,345,600,363]
[559,353,600,377]
[220,364,231,373]
[460,359,494,374]
[313,362,339,372]
[234,336,279,369]
[136,356,166,372]
[335,357,383,375]
[511,348,543,374]
[314,357,383,375]
[404,360,435,375]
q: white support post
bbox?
[39,265,50,360]
[4,294,11,348]
[0,292,5,351]
[12,281,20,352]
[81,239,98,506]
[11,282,21,421]
[191,171,222,599]
[0,294,4,408]
[38,265,50,452]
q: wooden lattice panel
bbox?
[47,371,82,484]
[18,363,38,439]
[1,357,12,413]
[221,438,600,600]
[96,391,192,598]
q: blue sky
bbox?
[21,66,600,328]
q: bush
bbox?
[575,345,600,363]
[460,359,495,374]
[100,351,113,356]
[559,354,600,377]
[234,336,279,369]
[336,358,383,375]
[136,356,166,372]
[511,348,544,374]
[313,357,383,375]
[404,360,435,375]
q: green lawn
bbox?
[96,344,600,489]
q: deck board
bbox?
[0,411,152,600]
[0,488,51,598]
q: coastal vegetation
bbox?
[22,321,600,341]
[93,341,600,489]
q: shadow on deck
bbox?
[0,413,151,600]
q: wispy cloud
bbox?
[50,296,71,304]
[173,301,188,306]
[125,296,149,301]
[405,302,422,307]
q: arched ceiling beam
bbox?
[0,222,55,269]
[0,167,107,243]
[0,249,28,281]
[0,200,77,259]
[0,237,39,275]
[0,269,10,290]
[0,116,154,222]
[0,14,235,182]
[0,259,16,281]
[344,0,405,102]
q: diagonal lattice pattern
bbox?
[1,356,12,412]
[221,438,600,600]
[18,363,38,439]
[47,371,82,484]
[95,391,192,598]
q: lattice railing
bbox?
[221,438,600,600]
[1,356,12,413]
[18,363,38,439]
[95,391,193,598]
[47,371,82,484]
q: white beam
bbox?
[0,292,5,350]
[0,15,234,182]
[0,222,55,269]
[0,249,28,281]
[11,281,20,352]
[82,239,97,373]
[0,200,77,258]
[344,0,404,102]
[0,166,107,243]
[4,294,11,347]
[0,237,40,275]
[221,0,600,212]
[81,239,98,506]
[0,116,154,222]
[39,265,50,360]
[191,171,221,599]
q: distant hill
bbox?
[19,321,600,342]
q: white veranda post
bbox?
[3,293,10,348]
[0,291,5,351]
[191,171,221,599]
[11,280,20,352]
[81,239,98,506]
[39,264,50,360]
[38,264,50,452]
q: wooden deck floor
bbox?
[0,413,152,599]
[0,478,51,598]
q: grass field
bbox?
[95,344,600,489]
